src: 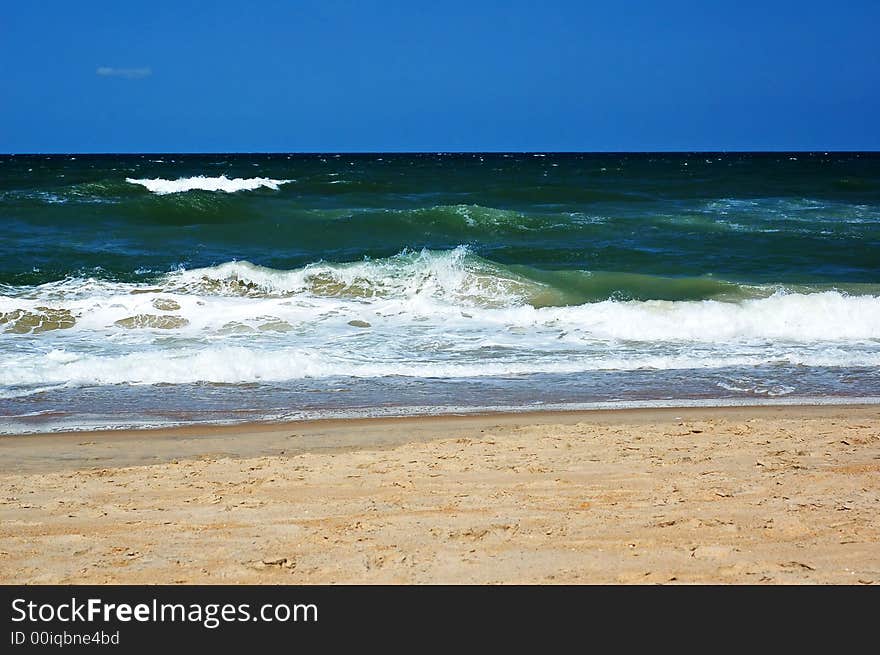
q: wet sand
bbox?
[1,405,878,584]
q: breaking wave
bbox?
[125,175,292,194]
[3,246,880,338]
[2,247,880,393]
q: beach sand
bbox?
[1,405,878,584]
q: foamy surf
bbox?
[2,248,880,343]
[125,175,292,194]
[2,248,880,399]
[3,347,880,391]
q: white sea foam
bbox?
[2,248,880,390]
[2,346,879,391]
[3,250,880,343]
[125,175,292,194]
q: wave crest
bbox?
[126,175,292,194]
[169,246,543,305]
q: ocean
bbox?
[1,152,878,433]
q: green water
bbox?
[2,152,879,293]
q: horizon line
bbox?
[2,149,879,156]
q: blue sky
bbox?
[2,0,878,152]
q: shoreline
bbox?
[5,392,880,437]
[2,402,878,473]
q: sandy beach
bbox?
[1,405,878,584]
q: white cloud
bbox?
[96,67,152,79]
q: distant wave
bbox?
[125,175,293,194]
